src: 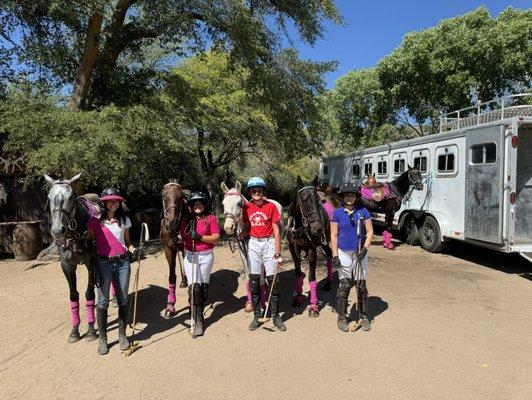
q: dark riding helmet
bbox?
[100,187,125,202]
[187,191,209,206]
[337,183,361,196]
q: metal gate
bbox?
[464,126,504,243]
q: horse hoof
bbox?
[68,332,81,343]
[244,301,254,313]
[322,279,331,292]
[179,281,188,288]
[308,308,319,318]
[85,330,98,342]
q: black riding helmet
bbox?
[187,191,209,207]
[100,187,125,202]
[337,183,361,196]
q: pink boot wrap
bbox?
[86,300,95,324]
[309,280,318,311]
[70,301,80,327]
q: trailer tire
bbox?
[420,216,446,253]
[399,214,419,245]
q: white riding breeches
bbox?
[183,249,214,284]
[338,248,368,281]
[247,237,277,276]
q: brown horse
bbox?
[160,180,191,318]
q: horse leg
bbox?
[245,281,254,312]
[290,243,305,307]
[60,258,81,343]
[163,243,178,319]
[178,242,188,288]
[84,262,97,341]
[308,250,319,317]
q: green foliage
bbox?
[0,84,199,194]
[377,7,532,130]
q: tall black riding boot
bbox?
[267,275,286,331]
[358,280,371,331]
[191,284,204,337]
[96,307,109,355]
[118,304,130,351]
[248,274,262,331]
[336,279,351,332]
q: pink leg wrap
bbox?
[70,301,80,327]
[384,230,394,249]
[326,259,333,281]
[110,279,117,297]
[167,283,176,305]
[260,284,267,308]
[309,280,318,311]
[294,275,304,305]
[246,281,252,303]
[86,300,95,324]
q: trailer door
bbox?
[464,126,504,243]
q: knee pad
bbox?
[337,279,351,298]
[192,283,202,305]
[249,274,261,294]
[357,280,368,297]
[201,283,209,301]
[266,275,280,295]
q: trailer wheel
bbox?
[419,216,446,253]
[399,214,419,245]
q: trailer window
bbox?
[437,153,455,172]
[394,159,405,173]
[471,143,497,164]
[377,161,387,175]
[352,164,360,177]
[323,165,328,176]
[413,156,428,173]
[364,163,372,176]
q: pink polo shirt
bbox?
[88,216,131,257]
[180,214,220,252]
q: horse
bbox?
[220,180,283,312]
[44,173,99,343]
[287,176,333,317]
[160,179,191,318]
[359,166,423,249]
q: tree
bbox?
[1,0,341,110]
[164,50,333,203]
[377,7,532,135]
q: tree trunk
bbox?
[67,5,104,111]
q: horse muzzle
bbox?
[415,182,424,190]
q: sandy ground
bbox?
[0,237,531,400]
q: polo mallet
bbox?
[125,222,149,356]
[351,216,365,332]
[259,229,288,324]
[189,219,197,338]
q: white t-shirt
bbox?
[102,217,132,250]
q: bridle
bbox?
[222,190,247,254]
[162,182,184,228]
[288,186,328,247]
[48,183,83,248]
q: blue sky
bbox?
[291,0,531,88]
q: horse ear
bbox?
[296,175,303,189]
[235,181,242,192]
[221,182,229,193]
[407,164,412,170]
[44,174,56,186]
[68,173,82,185]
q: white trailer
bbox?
[319,94,532,261]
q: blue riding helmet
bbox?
[246,176,267,191]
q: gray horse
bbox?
[45,173,99,343]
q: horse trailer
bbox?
[319,94,532,261]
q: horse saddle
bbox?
[79,193,101,216]
[361,184,389,202]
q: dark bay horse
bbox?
[287,176,333,317]
[360,166,423,249]
[160,180,191,318]
[45,173,99,343]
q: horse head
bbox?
[221,181,244,236]
[293,175,327,237]
[44,173,81,243]
[407,165,424,190]
[162,179,184,232]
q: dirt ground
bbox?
[0,237,531,400]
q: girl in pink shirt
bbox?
[180,191,220,337]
